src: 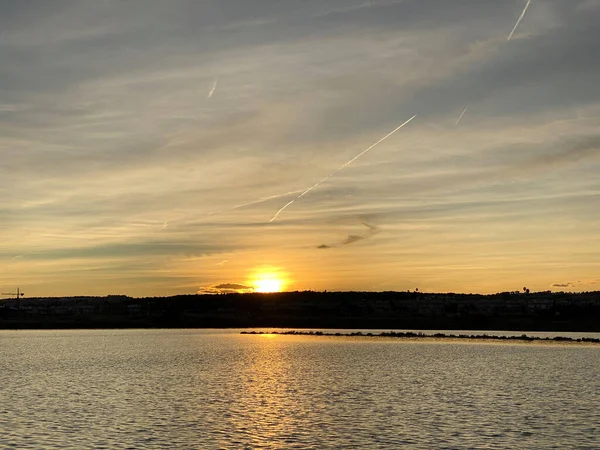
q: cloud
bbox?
[552,278,598,289]
[551,283,574,288]
[0,104,25,112]
[343,234,366,245]
[312,0,406,19]
[214,283,252,290]
[519,136,600,172]
[319,222,381,248]
[344,222,380,245]
[197,283,254,294]
[15,240,230,261]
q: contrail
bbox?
[208,78,218,98]
[507,0,532,41]
[269,199,296,223]
[337,115,416,171]
[229,189,305,211]
[454,1,531,124]
[205,189,306,216]
[269,115,416,222]
[456,105,469,125]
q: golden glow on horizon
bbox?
[250,267,287,293]
[254,278,283,293]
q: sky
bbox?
[2,0,600,297]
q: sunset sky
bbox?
[2,0,600,297]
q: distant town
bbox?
[2,290,600,331]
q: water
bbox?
[1,329,598,449]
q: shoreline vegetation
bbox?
[240,330,600,344]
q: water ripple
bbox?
[1,329,598,449]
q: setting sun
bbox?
[254,278,283,293]
[249,268,287,293]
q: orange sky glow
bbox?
[2,1,599,297]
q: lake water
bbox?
[1,329,599,449]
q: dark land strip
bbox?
[1,290,600,331]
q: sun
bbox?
[249,268,287,293]
[254,278,284,293]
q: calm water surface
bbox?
[1,329,599,449]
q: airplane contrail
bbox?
[456,105,469,125]
[229,189,305,211]
[454,1,531,124]
[205,189,306,216]
[337,115,416,171]
[507,0,532,41]
[269,115,417,222]
[208,78,218,98]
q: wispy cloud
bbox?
[319,222,381,248]
[0,104,25,112]
[551,282,574,288]
[552,278,598,290]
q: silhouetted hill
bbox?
[1,291,599,331]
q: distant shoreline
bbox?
[240,330,600,344]
[2,290,600,331]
